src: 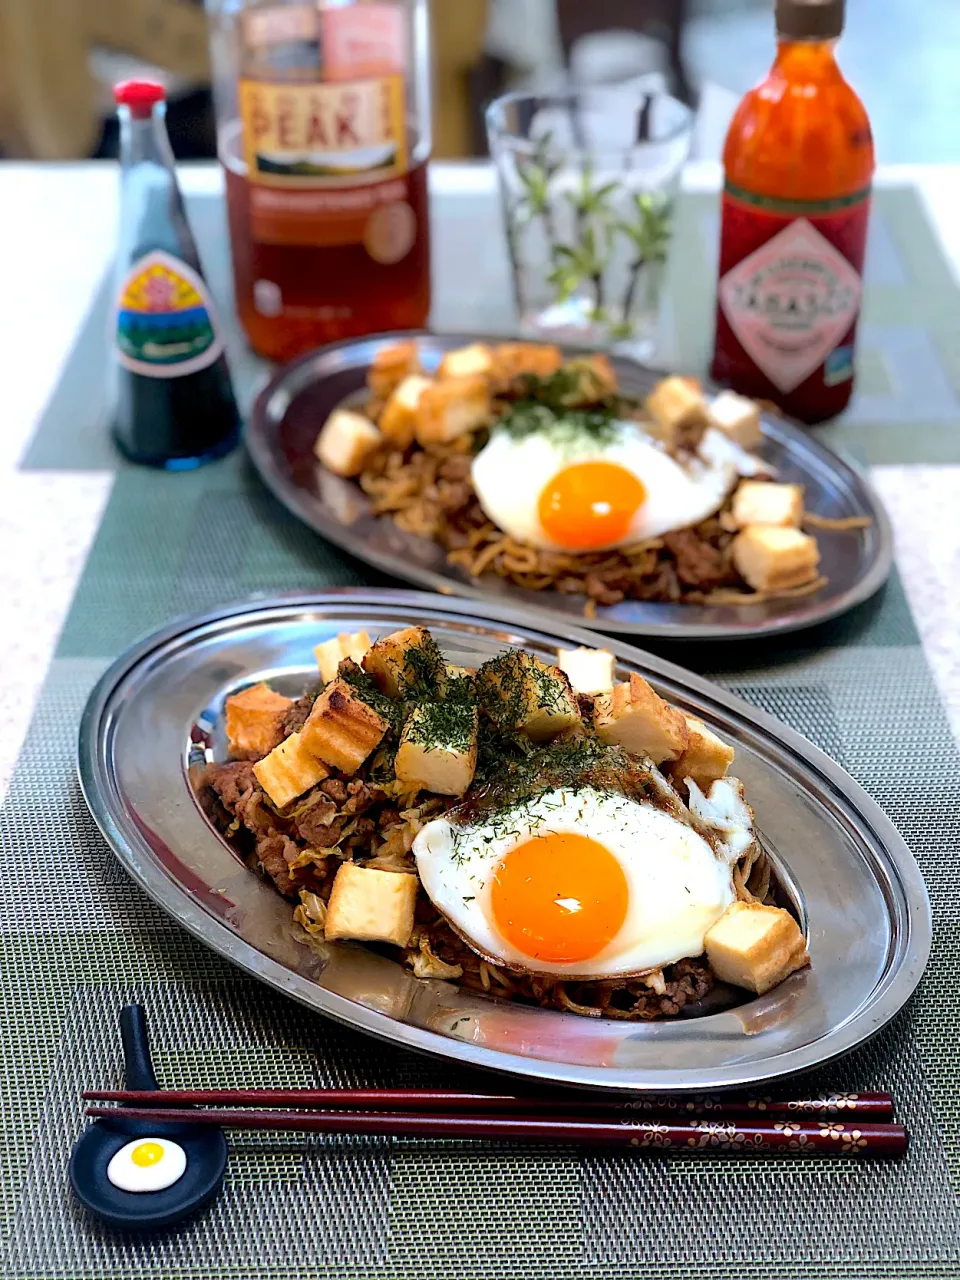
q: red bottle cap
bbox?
[114,80,166,119]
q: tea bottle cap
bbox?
[775,0,845,39]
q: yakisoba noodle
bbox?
[306,342,875,615]
[274,772,778,1020]
[202,659,787,1024]
[359,440,826,613]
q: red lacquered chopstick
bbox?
[84,1105,906,1157]
[81,1088,894,1122]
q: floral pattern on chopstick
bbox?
[623,1116,888,1155]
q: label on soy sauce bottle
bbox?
[114,249,224,378]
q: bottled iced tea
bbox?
[206,0,432,362]
[710,0,874,423]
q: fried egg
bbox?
[412,786,736,980]
[687,776,757,862]
[106,1138,187,1193]
[471,422,764,554]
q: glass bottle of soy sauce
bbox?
[110,80,239,468]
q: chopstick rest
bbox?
[69,1005,228,1230]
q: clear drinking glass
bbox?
[486,84,694,359]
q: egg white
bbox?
[106,1137,187,1193]
[687,776,757,863]
[412,786,736,980]
[470,421,759,554]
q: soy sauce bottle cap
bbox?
[776,0,845,39]
[114,80,166,119]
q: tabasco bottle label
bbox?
[714,183,871,394]
[114,250,224,378]
[235,2,414,253]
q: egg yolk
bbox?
[131,1141,166,1167]
[490,832,629,964]
[537,461,647,549]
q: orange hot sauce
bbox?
[710,0,874,424]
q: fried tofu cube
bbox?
[731,481,804,529]
[667,714,735,792]
[362,626,445,698]
[477,650,581,741]
[378,375,432,450]
[314,409,381,478]
[368,341,421,399]
[314,631,372,684]
[707,390,762,448]
[437,343,493,381]
[704,901,810,995]
[253,731,330,809]
[300,678,389,774]
[415,375,491,445]
[490,342,563,391]
[593,673,689,763]
[324,862,419,947]
[225,682,293,761]
[732,525,821,592]
[561,354,618,404]
[556,647,616,696]
[645,376,709,442]
[395,695,478,796]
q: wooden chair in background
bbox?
[0,0,209,159]
[0,0,490,161]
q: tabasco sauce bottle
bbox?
[205,0,432,362]
[710,0,874,424]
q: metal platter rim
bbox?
[244,329,894,641]
[77,587,929,1093]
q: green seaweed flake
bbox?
[401,633,447,701]
[405,675,477,753]
[495,364,640,451]
[337,659,403,733]
[476,650,573,732]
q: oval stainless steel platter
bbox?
[78,590,929,1093]
[245,331,893,641]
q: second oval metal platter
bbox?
[246,331,893,641]
[78,590,929,1094]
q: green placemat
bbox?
[5,177,960,1280]
[20,185,960,471]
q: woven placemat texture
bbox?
[3,645,959,1280]
[4,178,960,1279]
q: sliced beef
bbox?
[661,529,728,590]
[320,777,349,805]
[341,780,386,816]
[204,760,279,841]
[615,956,714,1019]
[204,760,258,812]
[282,691,317,737]
[347,816,376,843]
[636,560,680,601]
[575,692,596,720]
[203,760,302,895]
[293,792,341,847]
[254,832,302,897]
[438,454,472,481]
